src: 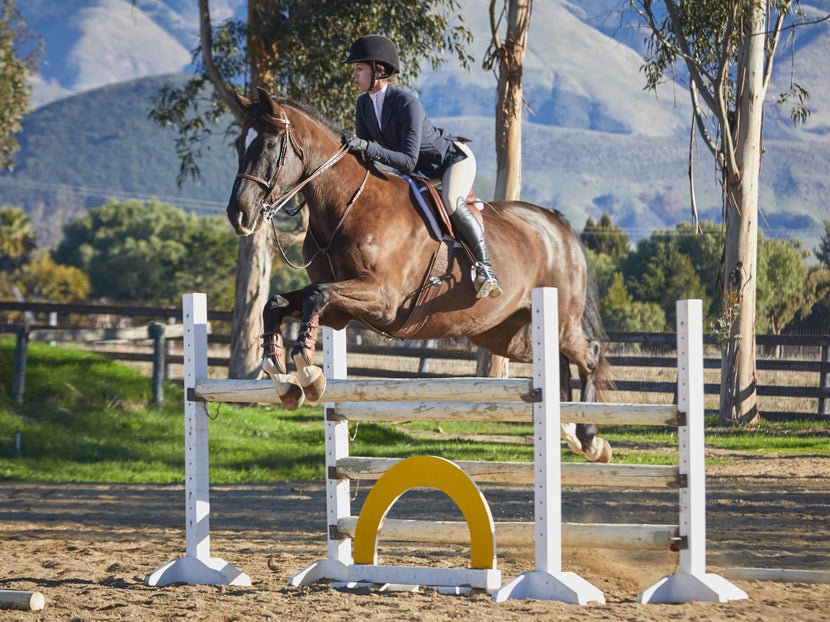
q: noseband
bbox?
[235,112,349,221]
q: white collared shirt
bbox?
[369,84,387,128]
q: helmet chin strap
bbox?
[369,61,379,92]
[368,61,392,92]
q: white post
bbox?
[494,287,605,604]
[145,293,251,587]
[638,299,746,603]
[289,325,351,585]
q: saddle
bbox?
[403,176,484,240]
[392,177,484,339]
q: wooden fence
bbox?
[1,301,828,420]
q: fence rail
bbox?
[1,301,828,419]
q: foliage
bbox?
[0,251,90,303]
[581,213,630,264]
[601,272,667,332]
[271,262,310,294]
[150,0,473,183]
[0,205,89,305]
[817,220,830,270]
[0,204,35,272]
[585,214,816,337]
[757,237,813,335]
[0,0,38,170]
[621,226,711,328]
[53,199,238,307]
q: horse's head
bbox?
[227,88,306,236]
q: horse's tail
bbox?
[581,252,612,401]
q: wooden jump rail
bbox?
[146,290,747,605]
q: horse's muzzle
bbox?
[227,202,262,236]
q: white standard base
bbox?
[289,559,349,586]
[145,556,252,587]
[493,571,606,604]
[638,572,748,604]
[345,564,501,592]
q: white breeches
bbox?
[441,141,477,214]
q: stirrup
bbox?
[473,262,503,299]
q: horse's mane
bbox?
[268,96,342,137]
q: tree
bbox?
[54,199,238,307]
[476,0,532,379]
[152,0,472,379]
[0,205,36,273]
[0,207,89,306]
[630,1,828,424]
[816,220,830,269]
[623,234,707,329]
[0,252,90,303]
[756,237,812,338]
[581,213,630,264]
[0,0,38,170]
[601,271,667,332]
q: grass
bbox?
[0,339,827,483]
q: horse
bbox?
[226,88,612,463]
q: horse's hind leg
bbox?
[568,338,612,463]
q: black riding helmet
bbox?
[345,34,400,88]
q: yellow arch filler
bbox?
[352,455,497,569]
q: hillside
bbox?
[6,0,830,252]
[0,75,236,246]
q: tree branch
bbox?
[199,0,244,123]
[762,1,792,91]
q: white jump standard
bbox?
[147,290,747,605]
[145,293,251,587]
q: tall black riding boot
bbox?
[450,200,503,298]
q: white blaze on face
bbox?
[244,127,259,152]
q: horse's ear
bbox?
[256,86,281,116]
[231,90,252,111]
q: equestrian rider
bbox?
[341,34,503,299]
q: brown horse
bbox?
[226,88,611,463]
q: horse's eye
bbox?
[265,139,279,151]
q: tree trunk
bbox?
[227,0,276,379]
[493,0,531,201]
[718,3,765,425]
[228,227,272,379]
[480,0,532,379]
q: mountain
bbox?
[7,0,830,253]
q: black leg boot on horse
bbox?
[450,199,503,299]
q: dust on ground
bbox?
[1,453,828,621]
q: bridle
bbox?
[234,110,369,272]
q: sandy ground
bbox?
[1,452,828,621]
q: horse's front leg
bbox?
[288,284,328,402]
[261,292,305,411]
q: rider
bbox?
[341,34,503,299]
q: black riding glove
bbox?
[341,132,369,154]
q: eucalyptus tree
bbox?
[478,0,532,378]
[152,0,472,378]
[0,0,38,169]
[629,0,828,424]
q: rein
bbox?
[272,166,370,273]
[236,112,369,273]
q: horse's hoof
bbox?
[262,354,286,376]
[296,365,326,402]
[273,374,305,411]
[585,438,612,463]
